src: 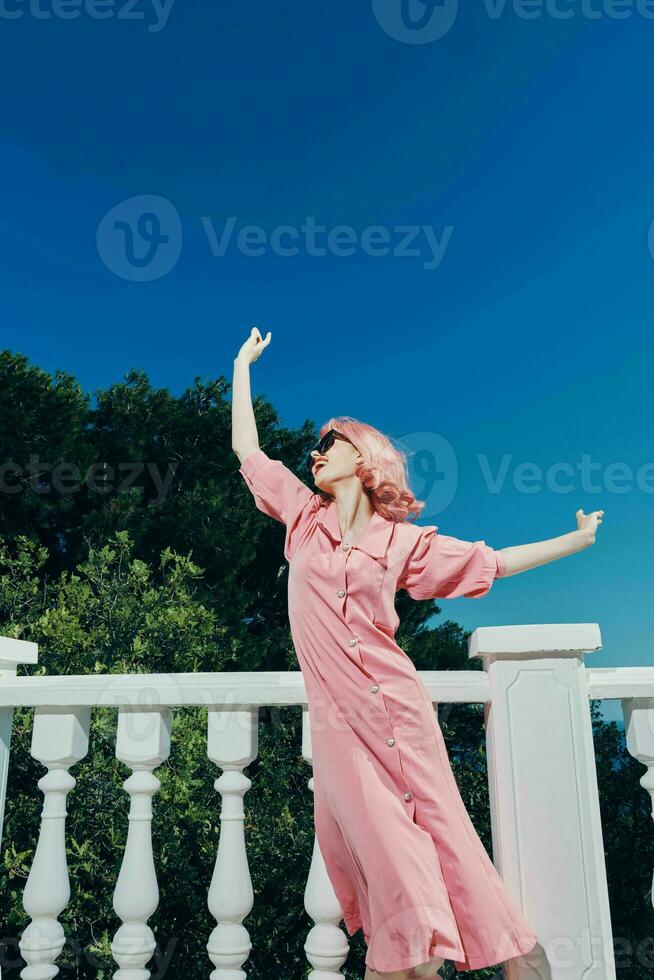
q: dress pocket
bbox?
[305,551,331,590]
[308,552,330,572]
[342,550,386,621]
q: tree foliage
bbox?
[0,350,650,980]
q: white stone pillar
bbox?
[469,623,616,980]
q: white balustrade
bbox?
[301,705,349,978]
[205,707,257,980]
[0,627,651,980]
[19,705,91,980]
[111,707,171,980]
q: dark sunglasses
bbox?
[309,429,357,465]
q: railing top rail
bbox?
[586,666,654,700]
[0,636,39,669]
[2,665,653,708]
[0,669,493,708]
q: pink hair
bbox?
[316,416,425,524]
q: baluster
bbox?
[623,697,654,908]
[111,707,171,980]
[302,707,349,978]
[206,707,257,980]
[0,638,38,851]
[19,706,91,980]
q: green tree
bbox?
[0,351,651,979]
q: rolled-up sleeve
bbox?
[398,525,506,600]
[238,448,314,528]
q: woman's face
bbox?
[311,434,361,491]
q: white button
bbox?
[386,737,395,747]
[337,589,345,597]
[370,685,379,693]
[404,791,412,801]
[341,542,350,551]
[347,638,357,647]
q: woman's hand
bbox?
[235,326,271,366]
[576,508,604,543]
[232,327,270,455]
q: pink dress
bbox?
[239,448,538,974]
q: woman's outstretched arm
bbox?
[498,508,604,577]
[232,326,272,464]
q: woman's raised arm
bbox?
[498,508,604,577]
[231,326,272,464]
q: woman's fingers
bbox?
[252,328,271,359]
[237,327,272,364]
[575,508,605,531]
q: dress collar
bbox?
[316,498,395,562]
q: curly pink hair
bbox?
[316,416,425,524]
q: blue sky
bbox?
[2,1,653,724]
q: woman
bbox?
[232,327,604,979]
